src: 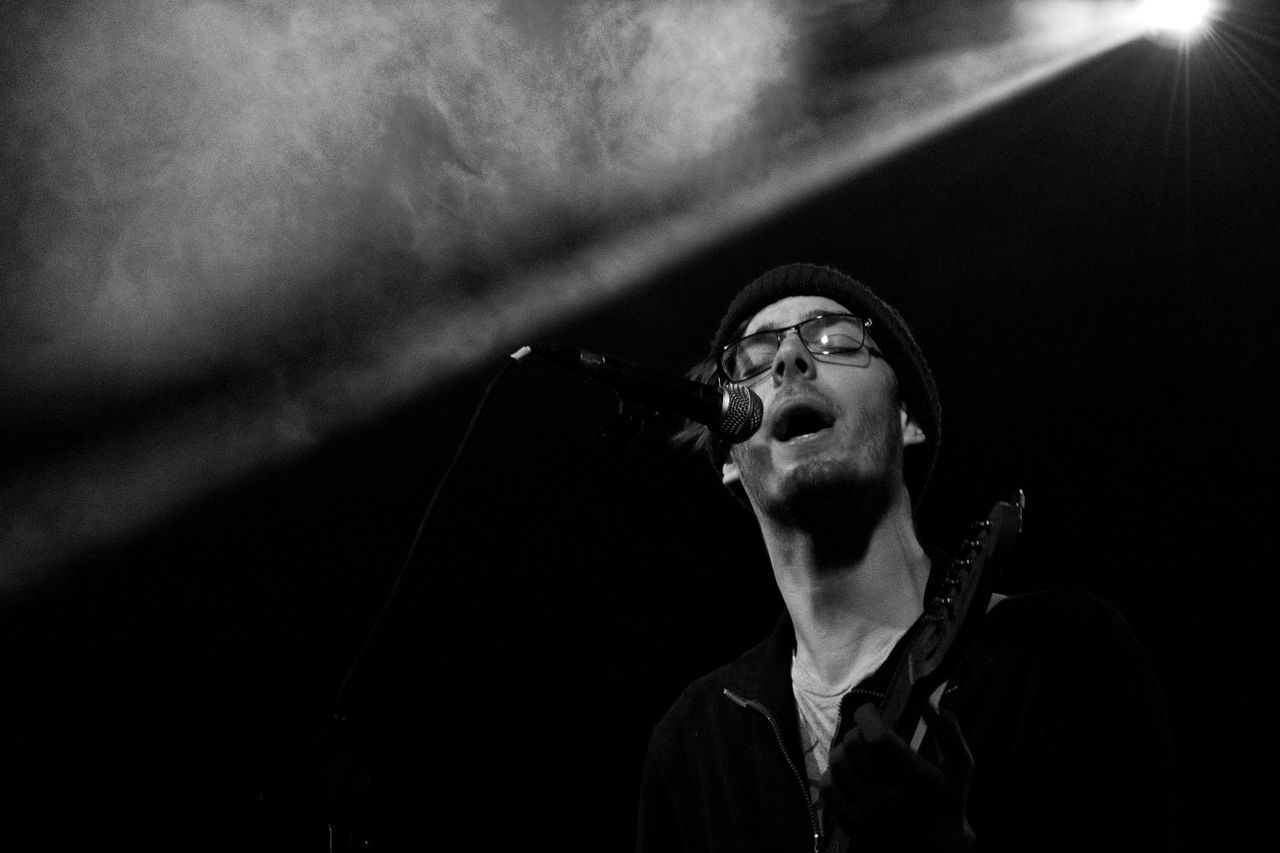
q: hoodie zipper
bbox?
[723,687,823,853]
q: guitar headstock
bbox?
[924,489,1024,632]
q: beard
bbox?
[772,454,894,523]
[737,399,905,554]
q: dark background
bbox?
[3,5,1279,852]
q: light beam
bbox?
[0,1,1163,590]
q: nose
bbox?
[771,329,816,383]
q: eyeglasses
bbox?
[718,313,874,384]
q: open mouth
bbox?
[770,401,836,442]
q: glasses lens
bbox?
[802,315,865,352]
[721,315,867,382]
[723,333,777,382]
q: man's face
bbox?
[722,295,925,522]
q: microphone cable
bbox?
[316,349,531,742]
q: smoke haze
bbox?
[1,0,1139,586]
[2,1,791,395]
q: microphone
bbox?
[513,343,763,442]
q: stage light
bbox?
[1135,0,1214,40]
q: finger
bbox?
[822,735,906,830]
[819,754,865,828]
[852,703,931,785]
[826,729,876,804]
[851,702,892,741]
[818,764,859,826]
[922,703,974,781]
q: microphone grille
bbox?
[715,385,763,442]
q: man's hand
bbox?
[819,702,976,852]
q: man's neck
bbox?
[762,497,930,690]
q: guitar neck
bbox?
[877,494,1022,742]
[879,580,996,741]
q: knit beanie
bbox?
[705,263,942,507]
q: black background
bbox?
[3,5,1279,851]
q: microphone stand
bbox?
[269,383,651,852]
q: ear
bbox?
[721,456,742,487]
[900,405,926,447]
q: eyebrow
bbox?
[751,308,831,334]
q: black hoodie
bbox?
[636,551,1177,853]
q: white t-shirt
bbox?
[791,630,904,827]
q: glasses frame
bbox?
[718,313,875,384]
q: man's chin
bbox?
[776,456,842,489]
[756,459,868,517]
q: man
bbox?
[636,263,1176,852]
